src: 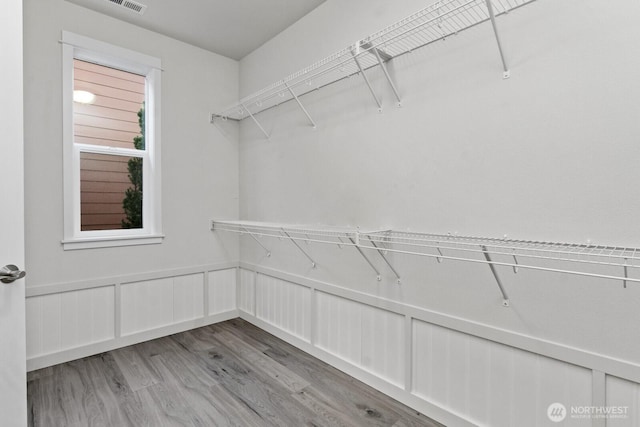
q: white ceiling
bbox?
[65,0,326,60]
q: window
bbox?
[62,32,162,250]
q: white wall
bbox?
[240,0,640,246]
[24,0,240,287]
[238,0,640,362]
[23,0,240,367]
[237,0,640,424]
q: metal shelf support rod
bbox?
[484,0,510,78]
[371,47,402,107]
[348,236,382,281]
[360,42,392,62]
[284,82,317,128]
[281,228,317,268]
[367,237,401,284]
[362,235,640,269]
[351,50,383,111]
[360,243,640,284]
[240,103,270,139]
[242,227,271,257]
[481,245,510,307]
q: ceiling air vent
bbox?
[106,0,147,15]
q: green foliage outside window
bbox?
[122,106,144,229]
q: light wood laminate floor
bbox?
[28,318,444,427]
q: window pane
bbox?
[73,59,145,150]
[80,152,143,231]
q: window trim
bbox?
[61,31,163,250]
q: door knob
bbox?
[0,264,26,284]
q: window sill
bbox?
[62,234,164,251]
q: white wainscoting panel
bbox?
[26,263,239,371]
[121,274,204,336]
[238,268,255,315]
[208,268,237,315]
[605,375,640,426]
[255,273,311,341]
[26,286,115,358]
[173,274,205,322]
[315,291,405,388]
[412,319,593,427]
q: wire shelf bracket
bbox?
[243,227,271,257]
[359,42,393,63]
[512,251,519,273]
[241,103,270,139]
[351,48,383,112]
[485,0,511,79]
[348,235,382,281]
[285,82,317,129]
[365,234,402,285]
[281,228,317,268]
[369,44,403,107]
[211,0,534,137]
[481,245,510,307]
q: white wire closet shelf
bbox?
[212,0,535,136]
[359,230,640,278]
[212,220,640,307]
[212,220,363,246]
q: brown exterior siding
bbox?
[74,59,145,231]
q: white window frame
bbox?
[61,31,163,250]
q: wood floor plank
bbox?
[170,328,213,352]
[214,330,311,393]
[133,386,187,427]
[151,349,268,427]
[145,353,224,426]
[132,336,183,359]
[26,366,54,382]
[111,344,161,391]
[189,343,318,426]
[259,328,442,426]
[84,353,145,427]
[209,319,271,352]
[217,318,286,350]
[28,319,444,427]
[293,384,396,427]
[29,359,112,427]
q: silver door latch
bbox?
[1,264,26,284]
